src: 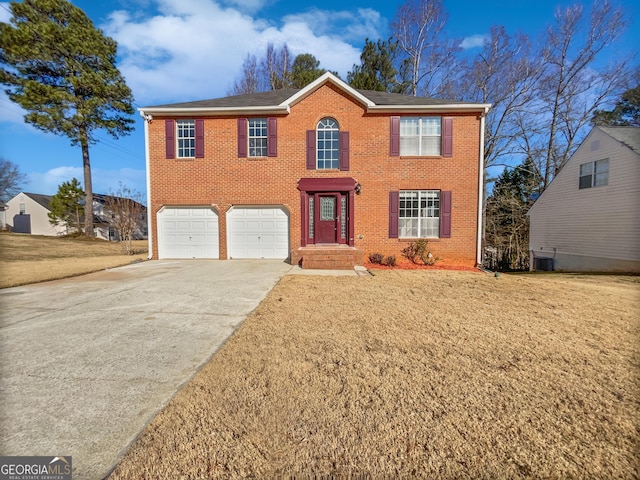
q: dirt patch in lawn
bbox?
[109,270,640,479]
[0,233,148,288]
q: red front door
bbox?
[316,194,338,243]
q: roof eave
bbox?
[367,103,492,113]
[138,105,291,117]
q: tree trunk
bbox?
[81,131,93,238]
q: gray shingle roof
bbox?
[356,90,459,106]
[599,126,640,154]
[23,193,53,210]
[147,86,474,110]
[149,89,301,109]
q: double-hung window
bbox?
[237,118,277,158]
[176,119,195,158]
[248,118,268,157]
[399,190,441,238]
[400,117,441,156]
[579,159,609,189]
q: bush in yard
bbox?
[401,239,439,265]
[383,255,396,267]
[368,253,384,264]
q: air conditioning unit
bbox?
[534,257,554,271]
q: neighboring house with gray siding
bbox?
[528,126,640,273]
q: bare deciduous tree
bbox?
[525,1,632,188]
[457,26,543,170]
[391,0,461,97]
[262,43,293,90]
[228,53,260,95]
[104,184,146,255]
[0,159,27,202]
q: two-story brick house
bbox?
[139,72,490,269]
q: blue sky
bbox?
[1,0,638,199]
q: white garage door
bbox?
[227,207,289,259]
[158,207,219,259]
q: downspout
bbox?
[476,106,489,266]
[141,111,153,260]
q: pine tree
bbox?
[347,38,405,93]
[48,178,85,234]
[0,0,135,237]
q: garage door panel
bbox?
[158,208,219,259]
[227,207,289,259]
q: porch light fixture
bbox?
[355,183,362,195]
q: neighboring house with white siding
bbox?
[528,126,640,273]
[5,191,147,239]
[5,192,67,236]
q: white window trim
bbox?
[399,190,441,238]
[579,158,609,189]
[176,119,195,158]
[400,117,442,156]
[248,118,268,157]
[317,117,339,170]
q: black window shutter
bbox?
[390,116,400,156]
[339,131,349,171]
[195,119,204,158]
[389,191,399,238]
[165,119,175,159]
[442,117,453,157]
[306,130,316,170]
[440,190,452,238]
[267,117,277,157]
[237,118,247,158]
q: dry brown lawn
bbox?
[109,270,640,479]
[0,232,148,288]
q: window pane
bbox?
[320,196,335,220]
[594,159,609,186]
[400,118,419,135]
[579,162,593,176]
[317,117,339,169]
[248,118,267,157]
[400,137,420,155]
[400,117,441,156]
[399,190,440,238]
[579,175,592,189]
[176,119,195,158]
[421,136,441,156]
[421,118,441,135]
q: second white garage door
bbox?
[227,207,289,259]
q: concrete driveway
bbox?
[0,259,292,480]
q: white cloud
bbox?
[460,34,488,50]
[28,166,146,196]
[103,0,376,105]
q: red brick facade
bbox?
[143,74,487,267]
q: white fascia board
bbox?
[281,72,374,109]
[367,103,492,113]
[137,105,290,117]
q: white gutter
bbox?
[141,111,153,259]
[477,105,490,266]
[139,105,290,117]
